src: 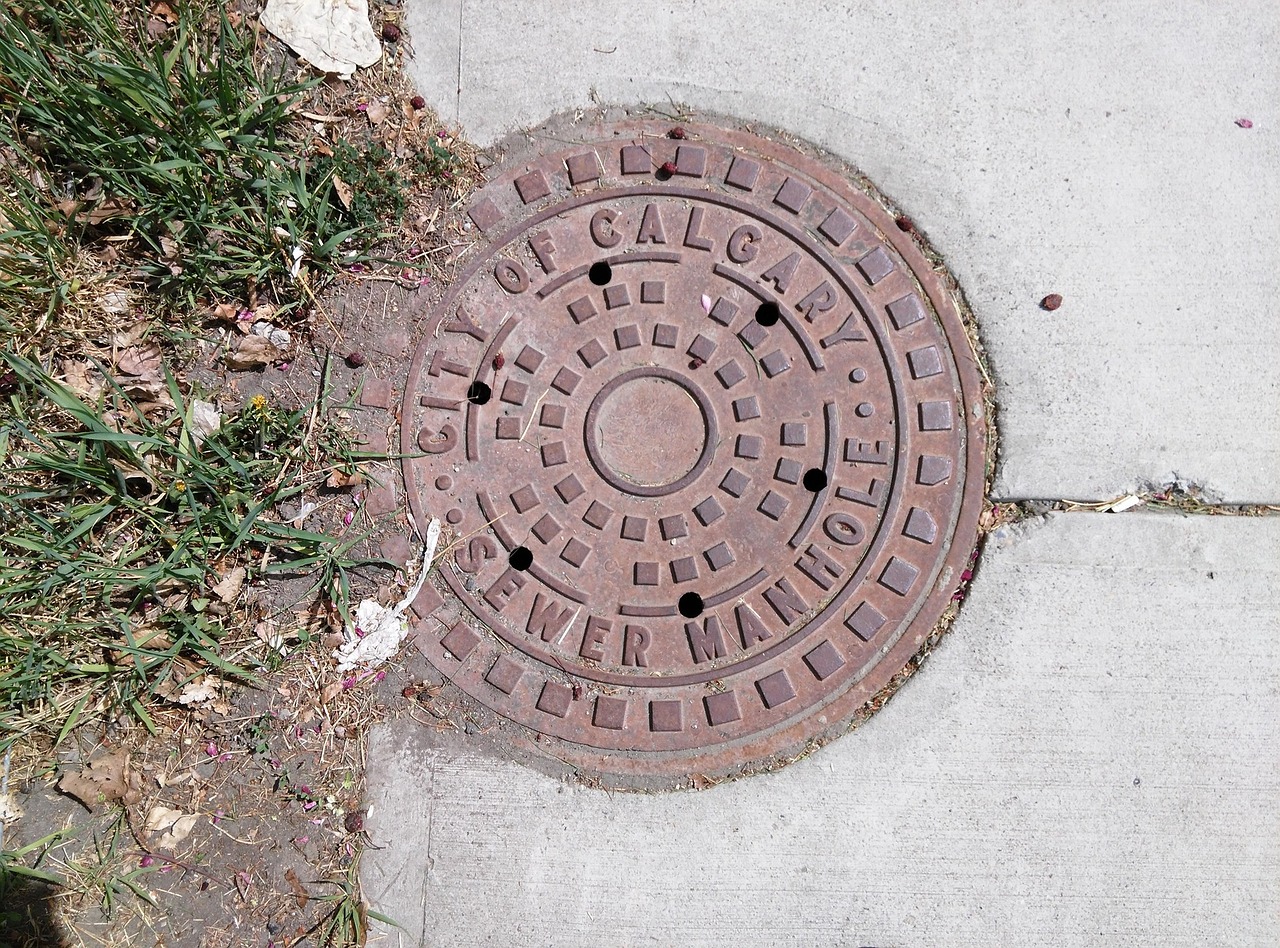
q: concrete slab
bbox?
[403,0,1280,503]
[362,511,1280,946]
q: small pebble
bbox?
[1040,293,1064,311]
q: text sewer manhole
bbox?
[400,117,987,785]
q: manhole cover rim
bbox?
[399,115,989,784]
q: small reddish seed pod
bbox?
[492,352,505,370]
[410,95,426,110]
[659,160,677,176]
[345,351,366,368]
[1040,293,1063,311]
[381,22,401,42]
[668,127,686,140]
[689,357,705,369]
[895,215,916,233]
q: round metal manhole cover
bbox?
[401,118,986,783]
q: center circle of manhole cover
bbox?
[401,118,987,784]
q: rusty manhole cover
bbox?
[401,118,986,783]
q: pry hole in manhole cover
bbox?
[400,118,987,786]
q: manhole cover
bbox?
[401,118,986,783]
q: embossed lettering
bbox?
[417,424,458,454]
[796,280,837,321]
[636,203,667,244]
[483,567,526,611]
[590,208,622,247]
[796,544,843,590]
[446,304,487,342]
[622,624,652,667]
[819,312,869,348]
[493,258,530,293]
[727,224,762,263]
[428,349,471,377]
[759,252,800,293]
[687,614,731,663]
[529,230,558,273]
[845,439,891,465]
[527,593,575,644]
[763,576,809,624]
[735,603,773,648]
[837,478,886,508]
[824,511,866,545]
[579,615,611,662]
[683,206,713,251]
[454,535,497,573]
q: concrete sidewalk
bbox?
[404,0,1280,503]
[362,3,1280,944]
[363,512,1279,946]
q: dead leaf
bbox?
[211,566,246,603]
[62,360,106,402]
[56,196,135,224]
[145,15,169,38]
[174,675,219,706]
[255,620,286,654]
[320,681,344,705]
[325,468,365,489]
[99,288,132,315]
[145,805,199,850]
[210,302,239,323]
[150,0,176,21]
[284,867,309,909]
[115,344,163,379]
[111,322,149,348]
[365,101,389,125]
[332,174,353,211]
[58,750,142,810]
[225,335,285,370]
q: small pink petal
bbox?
[277,362,290,371]
[342,510,354,526]
[701,294,713,314]
[296,835,309,845]
[303,800,317,810]
[1235,118,1254,129]
[375,670,386,682]
[140,855,154,867]
[204,742,218,757]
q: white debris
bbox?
[251,320,291,350]
[333,519,441,672]
[260,0,382,78]
[1103,494,1144,513]
[189,399,221,444]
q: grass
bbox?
[302,855,399,948]
[0,0,450,348]
[0,351,382,754]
